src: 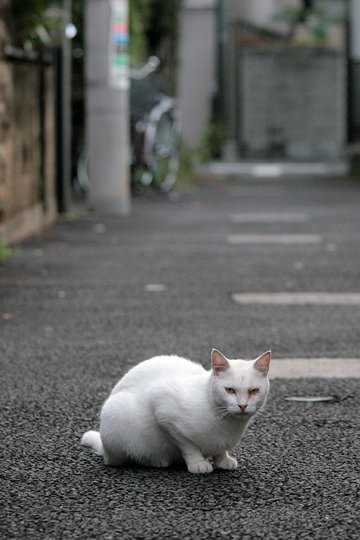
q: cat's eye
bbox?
[248,388,260,396]
[225,387,236,395]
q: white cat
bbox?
[81,349,271,474]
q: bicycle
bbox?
[73,57,182,197]
[130,56,182,193]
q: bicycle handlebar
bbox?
[129,56,160,80]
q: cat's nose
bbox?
[239,404,248,413]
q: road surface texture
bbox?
[1,174,360,539]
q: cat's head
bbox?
[210,349,271,418]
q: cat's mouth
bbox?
[235,408,253,417]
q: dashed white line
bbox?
[230,213,309,223]
[232,293,360,305]
[226,234,322,244]
[270,358,360,378]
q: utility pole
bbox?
[85,0,131,214]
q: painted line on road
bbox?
[144,283,167,292]
[226,234,322,244]
[232,292,360,305]
[270,358,360,378]
[230,212,309,223]
[201,161,349,177]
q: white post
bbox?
[85,0,131,214]
[349,0,360,140]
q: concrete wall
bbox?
[238,48,346,159]
[177,0,217,148]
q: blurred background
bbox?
[0,0,359,244]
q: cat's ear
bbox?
[254,351,271,376]
[211,349,230,375]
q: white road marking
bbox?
[226,234,322,244]
[144,283,167,292]
[230,213,309,223]
[200,161,349,177]
[252,164,283,177]
[270,358,360,378]
[232,292,360,305]
[225,186,286,196]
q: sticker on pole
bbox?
[109,0,129,89]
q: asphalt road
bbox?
[1,174,360,539]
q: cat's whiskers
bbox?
[213,406,233,421]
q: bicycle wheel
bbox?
[144,98,181,192]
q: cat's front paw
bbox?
[214,454,238,470]
[187,460,213,474]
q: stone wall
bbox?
[0,4,56,244]
[0,6,12,225]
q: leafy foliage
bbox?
[11,0,63,49]
[130,0,179,93]
[129,0,152,65]
[11,0,179,75]
[146,0,179,94]
[198,124,227,163]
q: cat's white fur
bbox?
[81,349,271,474]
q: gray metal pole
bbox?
[85,0,131,214]
[62,0,72,211]
[54,0,72,213]
[349,0,360,140]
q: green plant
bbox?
[198,123,227,163]
[11,0,65,50]
[273,4,345,45]
[130,0,179,94]
[129,0,152,65]
[175,143,197,190]
[273,5,326,25]
[146,0,179,94]
[0,234,13,263]
[350,154,360,181]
